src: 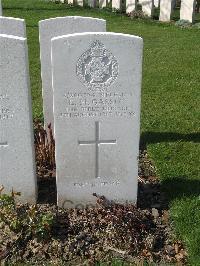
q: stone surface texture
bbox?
[180,0,196,23]
[112,0,121,9]
[141,0,154,17]
[126,0,137,13]
[88,0,95,7]
[39,16,106,131]
[0,16,26,37]
[159,0,173,21]
[154,0,160,8]
[0,34,37,203]
[99,0,107,8]
[52,32,143,208]
[76,0,83,6]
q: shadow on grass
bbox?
[139,131,200,207]
[138,176,200,210]
[162,177,200,204]
[140,131,200,150]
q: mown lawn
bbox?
[2,0,200,264]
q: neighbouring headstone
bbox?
[0,34,37,203]
[159,0,173,21]
[180,0,196,23]
[126,0,137,13]
[154,0,160,8]
[112,0,121,10]
[88,0,95,7]
[77,0,83,6]
[0,17,26,37]
[141,0,154,17]
[99,0,106,8]
[52,32,143,208]
[39,16,106,131]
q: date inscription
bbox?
[60,91,135,119]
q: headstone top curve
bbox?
[0,16,24,22]
[52,32,143,43]
[0,33,26,41]
[39,16,106,25]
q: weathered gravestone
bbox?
[88,0,95,7]
[39,16,106,131]
[154,0,160,8]
[51,32,143,208]
[76,0,83,6]
[180,0,196,23]
[141,0,154,17]
[99,0,106,8]
[0,34,37,203]
[0,16,26,37]
[159,0,173,21]
[126,0,137,13]
[112,0,121,10]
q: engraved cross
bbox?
[78,121,116,179]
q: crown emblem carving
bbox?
[90,41,105,57]
[76,40,119,91]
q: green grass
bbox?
[2,0,200,264]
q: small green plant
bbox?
[112,7,122,14]
[0,187,54,240]
[192,22,200,29]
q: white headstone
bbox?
[39,16,106,131]
[141,0,154,16]
[154,0,160,8]
[180,0,196,23]
[112,0,121,10]
[126,0,137,13]
[0,34,37,203]
[99,0,106,8]
[88,0,95,7]
[52,32,143,208]
[0,0,2,16]
[0,17,26,37]
[77,0,83,6]
[159,0,173,21]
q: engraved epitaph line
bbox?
[78,121,116,179]
[0,142,8,147]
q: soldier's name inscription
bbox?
[60,91,135,119]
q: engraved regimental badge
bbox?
[76,40,119,91]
